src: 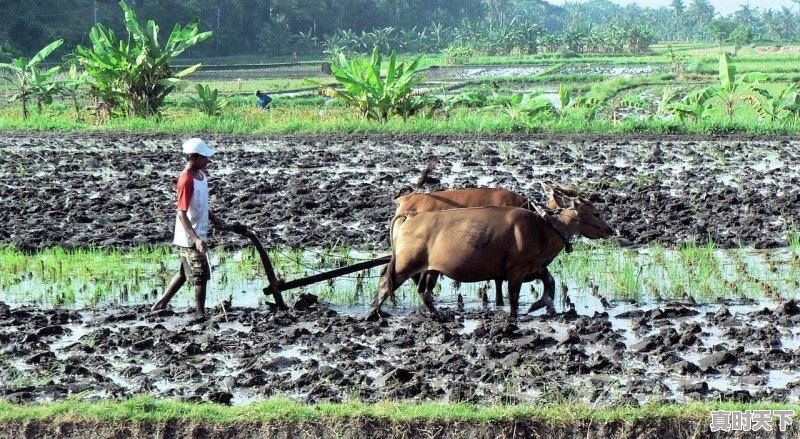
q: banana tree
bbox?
[750,83,800,123]
[317,47,425,122]
[713,52,764,119]
[557,84,602,120]
[0,39,63,119]
[665,86,717,122]
[655,85,681,119]
[57,63,89,122]
[191,84,229,117]
[483,92,556,121]
[610,96,647,124]
[74,1,212,119]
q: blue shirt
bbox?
[257,94,272,108]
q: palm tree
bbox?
[670,0,685,38]
[779,6,795,39]
[733,4,760,31]
[686,0,715,39]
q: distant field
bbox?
[2,42,799,134]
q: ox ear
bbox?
[550,191,575,209]
[551,184,578,197]
[540,183,573,209]
[539,182,555,200]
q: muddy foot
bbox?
[363,309,391,322]
[527,299,556,315]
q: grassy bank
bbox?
[4,106,800,136]
[0,396,797,423]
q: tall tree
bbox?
[685,0,715,39]
[733,4,760,32]
[778,6,795,39]
[670,0,685,37]
[482,0,512,26]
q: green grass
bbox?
[6,101,800,136]
[0,396,797,423]
[4,43,800,135]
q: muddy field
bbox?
[1,131,798,250]
[2,131,800,415]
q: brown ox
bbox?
[373,185,613,317]
[393,187,554,307]
[394,187,530,215]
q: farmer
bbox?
[255,90,272,110]
[151,138,227,317]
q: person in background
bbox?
[255,90,272,110]
[151,138,227,317]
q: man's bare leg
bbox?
[151,271,186,311]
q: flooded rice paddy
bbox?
[2,131,800,406]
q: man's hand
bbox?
[194,237,208,253]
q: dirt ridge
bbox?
[3,417,790,439]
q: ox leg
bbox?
[420,271,440,314]
[411,272,422,289]
[507,280,522,318]
[527,270,556,315]
[371,259,406,315]
[494,279,504,307]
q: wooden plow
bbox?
[224,222,389,310]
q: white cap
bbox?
[182,138,215,157]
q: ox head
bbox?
[541,183,614,239]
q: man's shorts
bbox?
[179,246,210,283]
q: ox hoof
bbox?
[527,299,555,315]
[363,309,391,322]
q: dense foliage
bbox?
[73,2,212,119]
[320,48,425,121]
[1,0,796,61]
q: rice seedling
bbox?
[4,239,800,310]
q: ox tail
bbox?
[414,156,439,192]
[401,156,438,197]
[374,214,408,309]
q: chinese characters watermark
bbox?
[710,410,795,432]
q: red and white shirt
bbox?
[173,170,209,248]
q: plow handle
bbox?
[223,222,289,310]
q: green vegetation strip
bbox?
[3,240,800,308]
[0,397,798,423]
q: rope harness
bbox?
[533,205,574,253]
[521,199,574,253]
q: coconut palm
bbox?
[779,7,795,39]
[733,4,760,32]
[670,0,685,37]
[686,0,715,38]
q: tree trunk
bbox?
[21,92,28,120]
[72,94,83,122]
